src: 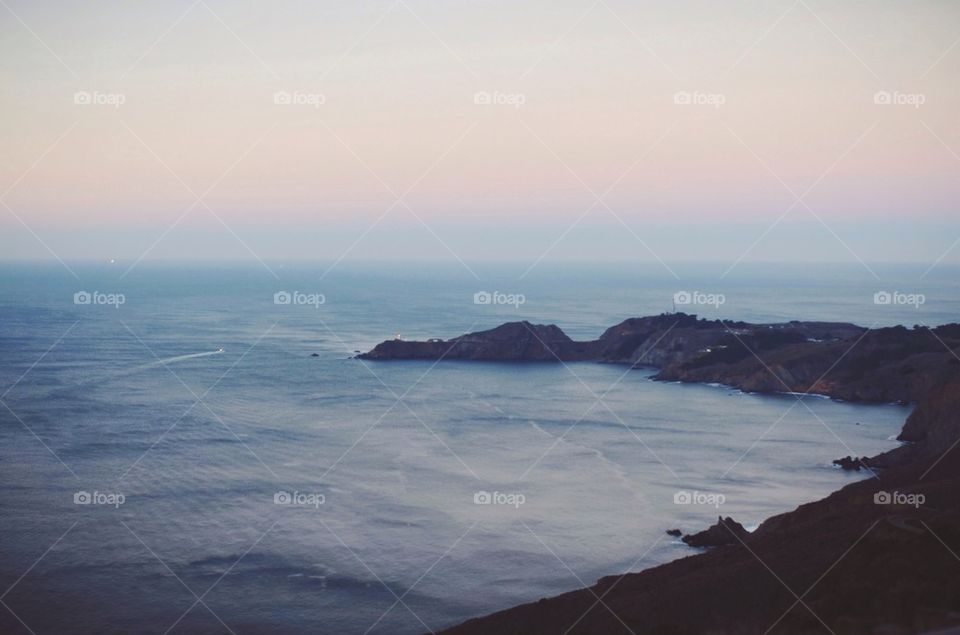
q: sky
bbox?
[1,0,959,271]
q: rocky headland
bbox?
[360,313,960,404]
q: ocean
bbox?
[0,261,957,634]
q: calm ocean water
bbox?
[0,262,957,634]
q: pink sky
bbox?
[1,0,958,264]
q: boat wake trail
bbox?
[46,350,227,395]
[143,349,225,368]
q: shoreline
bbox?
[358,315,960,634]
[434,382,959,635]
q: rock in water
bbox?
[682,516,749,548]
[833,455,862,470]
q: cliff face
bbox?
[896,375,960,448]
[360,315,960,404]
[654,325,960,403]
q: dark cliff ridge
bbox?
[360,314,960,404]
[358,315,960,635]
